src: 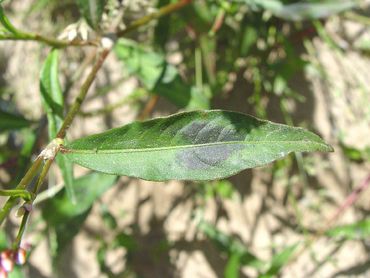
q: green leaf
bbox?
[0,5,21,35]
[260,244,299,278]
[199,180,235,200]
[198,221,265,270]
[42,172,117,251]
[0,109,30,133]
[61,110,333,181]
[0,229,8,249]
[154,0,171,48]
[114,39,209,109]
[13,129,37,185]
[8,267,25,278]
[40,49,63,138]
[246,0,357,21]
[225,253,241,278]
[326,218,370,240]
[341,143,370,162]
[113,233,138,252]
[76,0,106,30]
[40,49,75,201]
[240,25,258,56]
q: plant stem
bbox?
[0,157,43,225]
[344,11,370,26]
[116,0,193,37]
[0,32,98,48]
[12,210,29,249]
[138,95,159,120]
[56,49,110,139]
[32,160,54,196]
[80,92,143,117]
[12,159,54,249]
[326,174,370,227]
[284,174,370,269]
[1,0,193,47]
[0,190,32,200]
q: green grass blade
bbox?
[326,218,370,240]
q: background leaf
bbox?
[326,218,370,240]
[198,221,265,271]
[61,110,333,181]
[259,244,298,277]
[40,49,75,201]
[0,5,21,35]
[76,0,106,30]
[114,38,209,110]
[242,0,357,21]
[0,109,30,133]
[40,49,63,139]
[42,172,117,254]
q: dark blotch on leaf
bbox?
[179,121,244,144]
[176,121,245,170]
[177,144,243,170]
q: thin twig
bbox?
[80,92,144,117]
[285,174,370,268]
[138,95,159,120]
[0,157,43,225]
[0,33,98,48]
[12,159,53,249]
[209,8,225,37]
[56,48,110,138]
[116,0,193,37]
[326,174,370,227]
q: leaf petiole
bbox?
[0,189,34,201]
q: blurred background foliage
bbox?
[0,0,369,277]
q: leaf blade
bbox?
[326,218,370,240]
[0,5,21,35]
[42,172,117,254]
[40,49,75,201]
[40,49,63,139]
[114,39,209,109]
[61,110,333,181]
[76,0,106,30]
[249,0,357,21]
[0,109,30,133]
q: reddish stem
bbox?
[327,174,370,227]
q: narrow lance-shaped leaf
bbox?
[198,220,265,270]
[40,49,75,201]
[61,110,333,181]
[114,39,209,110]
[260,244,299,278]
[76,0,106,30]
[0,109,30,133]
[42,172,117,255]
[326,218,370,240]
[246,0,357,21]
[40,49,63,139]
[0,5,22,35]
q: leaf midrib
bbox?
[65,139,329,155]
